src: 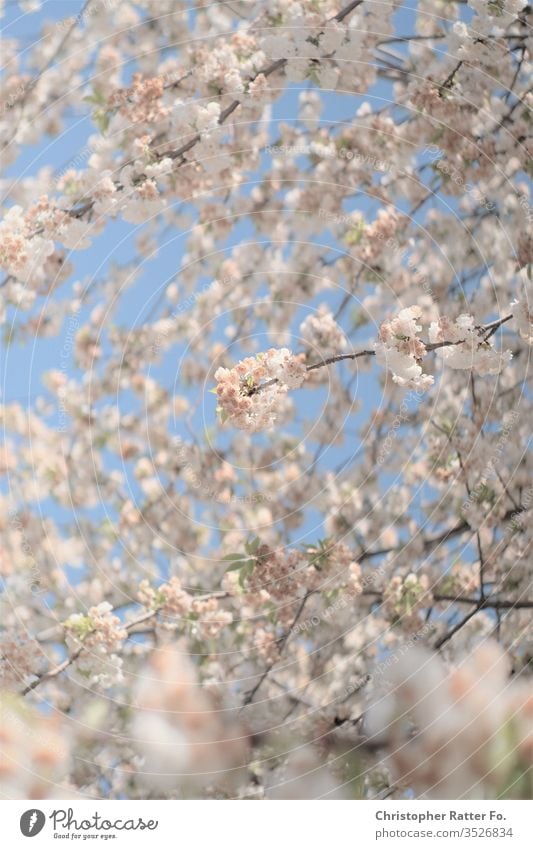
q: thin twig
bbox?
[434,605,482,649]
[242,591,312,707]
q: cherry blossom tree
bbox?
[0,0,532,801]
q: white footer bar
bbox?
[1,799,530,848]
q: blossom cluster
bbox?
[382,572,433,631]
[0,205,54,285]
[214,348,307,431]
[64,602,127,689]
[429,314,513,374]
[138,578,232,638]
[300,304,347,356]
[375,306,434,391]
[511,293,533,344]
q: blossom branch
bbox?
[247,313,515,396]
[26,591,230,694]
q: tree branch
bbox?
[248,313,514,396]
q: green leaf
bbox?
[345,221,365,245]
[223,559,256,587]
[245,536,261,555]
[93,108,110,133]
[238,570,246,587]
[83,88,106,106]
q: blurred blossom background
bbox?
[0,0,532,800]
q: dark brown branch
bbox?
[439,60,463,93]
[21,646,84,695]
[434,584,533,650]
[434,605,482,649]
[306,350,376,371]
[434,594,533,610]
[334,0,364,22]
